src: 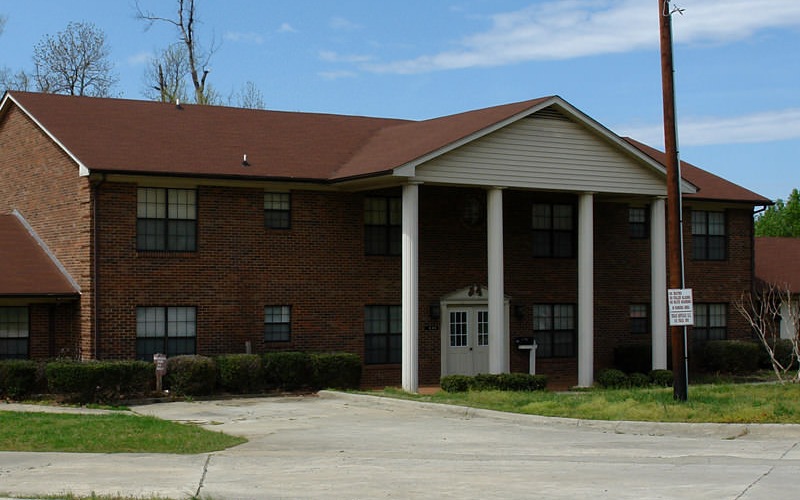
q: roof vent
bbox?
[176,98,182,110]
[242,154,250,167]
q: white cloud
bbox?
[318,70,358,80]
[126,51,152,66]
[363,0,800,74]
[319,50,373,64]
[618,108,800,147]
[330,16,361,31]
[277,23,297,34]
[225,31,265,44]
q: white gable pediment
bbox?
[414,105,669,196]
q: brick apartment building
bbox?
[0,91,770,390]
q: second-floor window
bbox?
[137,188,197,251]
[532,203,575,258]
[364,197,401,256]
[264,305,291,342]
[692,210,726,260]
[264,193,291,229]
[629,207,648,239]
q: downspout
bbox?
[751,204,768,294]
[92,174,106,359]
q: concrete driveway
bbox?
[2,392,800,499]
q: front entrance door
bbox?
[445,307,489,376]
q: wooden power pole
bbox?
[658,0,689,401]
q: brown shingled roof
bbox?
[0,215,79,297]
[755,237,800,293]
[624,137,771,205]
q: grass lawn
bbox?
[378,382,800,424]
[0,411,246,453]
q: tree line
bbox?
[0,0,264,108]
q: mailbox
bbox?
[514,336,535,346]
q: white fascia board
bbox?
[2,93,91,177]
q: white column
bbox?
[487,187,508,373]
[577,193,594,387]
[401,182,420,393]
[650,198,668,370]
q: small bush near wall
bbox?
[312,353,362,390]
[165,355,217,396]
[596,368,629,388]
[46,360,154,404]
[263,352,315,391]
[216,354,264,394]
[702,340,761,374]
[0,360,39,399]
[440,373,548,392]
[649,369,674,387]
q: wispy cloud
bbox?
[277,22,297,34]
[362,0,800,74]
[330,16,361,31]
[618,108,800,147]
[224,31,265,44]
[127,51,152,66]
[319,50,373,64]
[318,70,358,80]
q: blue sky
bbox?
[1,0,798,202]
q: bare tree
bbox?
[735,282,800,383]
[32,21,117,97]
[143,44,191,104]
[0,15,6,35]
[0,67,32,92]
[230,81,266,110]
[135,0,218,105]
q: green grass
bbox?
[0,411,246,453]
[377,383,800,424]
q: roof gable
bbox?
[755,237,800,293]
[0,214,80,297]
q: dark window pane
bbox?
[168,220,196,251]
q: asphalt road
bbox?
[2,392,800,499]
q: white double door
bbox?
[445,306,490,376]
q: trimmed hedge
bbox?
[0,359,39,399]
[165,355,217,396]
[649,369,673,387]
[45,360,154,404]
[216,354,264,394]
[613,344,652,374]
[596,368,629,388]
[263,352,315,391]
[312,352,362,390]
[440,373,548,392]
[702,340,761,374]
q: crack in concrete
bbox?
[735,441,799,499]
[194,454,212,499]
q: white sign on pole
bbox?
[668,288,694,326]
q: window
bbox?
[477,310,489,347]
[365,305,401,364]
[692,210,726,260]
[136,306,196,360]
[364,197,401,255]
[630,304,649,334]
[532,203,574,257]
[629,207,648,239]
[264,193,291,229]
[264,306,291,342]
[693,303,727,342]
[0,307,28,359]
[533,304,576,358]
[137,187,197,251]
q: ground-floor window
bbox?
[264,305,291,342]
[693,303,727,342]
[0,307,28,359]
[533,304,576,358]
[630,304,649,334]
[136,306,196,360]
[364,305,401,364]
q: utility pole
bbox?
[658,0,689,401]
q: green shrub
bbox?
[447,373,548,392]
[0,359,39,399]
[440,374,472,392]
[596,368,628,388]
[702,340,761,374]
[165,355,216,396]
[628,372,651,388]
[613,344,652,374]
[263,352,315,390]
[649,369,673,387]
[216,354,264,393]
[767,339,796,370]
[312,353,362,390]
[46,360,154,403]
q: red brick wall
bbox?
[91,181,757,388]
[0,106,91,358]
